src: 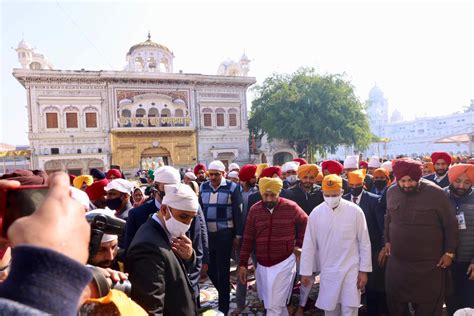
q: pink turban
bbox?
[392,159,423,182]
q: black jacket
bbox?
[127,217,197,315]
[280,182,324,215]
[423,173,450,189]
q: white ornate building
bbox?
[13,34,255,175]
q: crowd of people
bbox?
[0,151,473,316]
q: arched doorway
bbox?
[141,147,171,170]
[273,152,294,166]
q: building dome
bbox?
[369,85,384,100]
[17,39,31,50]
[127,33,173,57]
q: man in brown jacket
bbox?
[384,159,458,316]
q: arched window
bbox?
[216,108,225,127]
[30,62,41,70]
[202,108,213,127]
[134,57,144,72]
[148,108,159,126]
[175,109,184,117]
[228,108,238,127]
[161,108,171,126]
[147,57,157,72]
[121,109,131,127]
[136,108,146,127]
[159,58,169,72]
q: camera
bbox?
[88,265,132,297]
[85,212,125,259]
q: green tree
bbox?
[249,68,371,162]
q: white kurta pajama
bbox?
[300,199,372,315]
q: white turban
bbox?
[282,161,299,172]
[154,166,181,184]
[368,156,381,168]
[184,171,197,181]
[381,160,393,172]
[104,179,134,195]
[228,163,240,171]
[228,171,239,179]
[208,160,225,172]
[162,184,199,212]
[343,155,359,169]
[86,208,118,243]
[70,186,90,211]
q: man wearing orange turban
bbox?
[445,163,474,314]
[372,168,390,195]
[424,152,452,188]
[422,162,435,177]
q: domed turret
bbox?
[126,32,174,73]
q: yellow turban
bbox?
[322,174,343,192]
[256,163,269,179]
[448,164,474,183]
[259,177,283,196]
[84,289,147,315]
[297,164,319,179]
[347,169,366,185]
[73,175,93,189]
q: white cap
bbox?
[70,186,90,211]
[86,208,118,243]
[154,166,180,184]
[208,160,225,172]
[381,160,393,172]
[282,161,299,172]
[162,184,199,212]
[104,178,134,195]
[228,163,240,171]
[184,171,197,181]
[368,156,381,168]
[343,155,359,169]
[228,171,239,179]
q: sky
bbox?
[1,0,472,145]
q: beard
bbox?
[398,184,418,194]
[450,185,471,197]
[435,168,448,177]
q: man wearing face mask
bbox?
[343,170,386,316]
[445,164,474,314]
[300,174,372,316]
[371,168,390,196]
[127,184,199,315]
[104,179,134,221]
[282,161,300,189]
[239,177,308,316]
[321,160,350,194]
[384,159,458,316]
[424,151,452,188]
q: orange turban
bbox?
[347,169,366,185]
[373,168,389,179]
[316,173,324,182]
[256,163,269,179]
[448,164,474,183]
[322,174,343,192]
[423,162,435,173]
[297,164,319,179]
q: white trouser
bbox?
[325,303,358,316]
[299,274,315,306]
[267,305,289,316]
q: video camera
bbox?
[85,212,125,259]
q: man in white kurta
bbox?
[300,174,372,316]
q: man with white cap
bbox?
[183,171,197,185]
[128,184,200,315]
[282,161,300,189]
[343,155,359,173]
[227,171,240,183]
[228,162,240,173]
[368,156,382,175]
[87,208,120,269]
[200,160,243,315]
[104,178,135,220]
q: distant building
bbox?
[13,34,255,175]
[0,143,31,175]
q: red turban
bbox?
[193,163,207,176]
[0,169,48,185]
[239,164,257,182]
[85,178,109,201]
[293,158,307,166]
[69,174,76,185]
[321,160,344,175]
[392,159,422,182]
[106,169,122,179]
[261,166,282,178]
[448,164,474,183]
[359,161,368,168]
[431,152,452,165]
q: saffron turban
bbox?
[73,175,93,189]
[293,158,308,166]
[86,178,109,201]
[260,166,282,178]
[373,168,390,179]
[0,169,48,185]
[448,164,474,183]
[321,160,344,175]
[297,164,319,179]
[359,161,368,169]
[162,184,199,212]
[347,169,366,185]
[256,163,269,178]
[344,156,359,169]
[423,162,435,173]
[106,169,122,179]
[322,174,343,192]
[422,156,432,163]
[90,168,106,180]
[316,173,324,182]
[431,152,452,165]
[193,163,207,176]
[258,177,283,196]
[392,159,423,182]
[239,164,257,182]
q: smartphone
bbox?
[0,186,49,238]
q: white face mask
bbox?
[324,195,342,209]
[286,175,298,184]
[164,207,191,237]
